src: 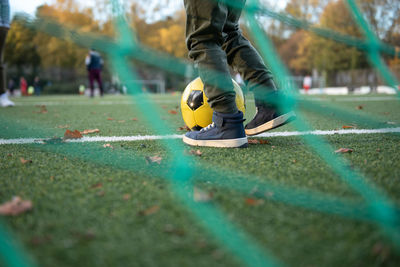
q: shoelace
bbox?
[200,122,215,132]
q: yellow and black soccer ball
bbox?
[181,77,245,131]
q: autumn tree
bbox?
[4,16,41,74]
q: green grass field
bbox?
[1,93,400,267]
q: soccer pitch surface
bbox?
[1,93,400,266]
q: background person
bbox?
[0,0,14,107]
[85,48,104,97]
[20,76,27,96]
[34,76,41,96]
[303,75,312,94]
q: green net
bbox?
[1,0,399,266]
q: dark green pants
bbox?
[0,26,8,95]
[184,0,276,113]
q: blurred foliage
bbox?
[4,0,400,90]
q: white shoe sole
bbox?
[245,111,296,136]
[183,136,248,148]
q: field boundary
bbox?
[1,127,399,145]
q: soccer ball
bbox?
[181,77,245,131]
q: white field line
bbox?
[1,128,399,145]
[13,96,399,106]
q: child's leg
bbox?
[222,5,277,106]
[184,0,237,114]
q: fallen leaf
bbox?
[168,110,178,115]
[245,198,264,206]
[72,230,96,241]
[30,235,52,245]
[356,105,363,110]
[0,196,33,216]
[91,183,103,189]
[103,144,113,149]
[194,187,213,202]
[35,105,48,114]
[7,153,12,157]
[292,159,297,163]
[107,117,114,121]
[118,120,126,123]
[20,157,32,164]
[178,126,190,131]
[138,205,160,216]
[190,150,202,156]
[145,155,162,165]
[56,125,70,129]
[371,242,391,262]
[342,125,356,129]
[335,148,354,153]
[123,194,131,200]
[63,129,83,140]
[248,139,269,144]
[131,118,138,121]
[80,129,100,135]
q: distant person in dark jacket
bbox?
[0,0,14,107]
[33,76,41,96]
[85,49,104,97]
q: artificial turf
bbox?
[0,93,399,267]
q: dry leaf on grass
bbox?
[194,187,213,203]
[63,129,83,140]
[103,144,113,149]
[145,156,162,165]
[107,117,114,121]
[123,194,131,200]
[356,105,364,110]
[178,126,191,131]
[90,183,103,189]
[20,158,32,164]
[245,198,264,206]
[0,196,33,216]
[342,125,356,129]
[189,150,202,156]
[138,205,160,216]
[335,148,354,153]
[34,105,48,114]
[80,129,100,135]
[168,110,178,115]
[56,125,70,129]
[248,139,269,144]
[131,118,138,121]
[118,120,126,123]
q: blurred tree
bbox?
[283,0,368,75]
[4,17,41,74]
[357,0,400,44]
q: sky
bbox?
[10,0,184,22]
[10,0,96,17]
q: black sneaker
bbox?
[245,107,295,136]
[183,111,248,148]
